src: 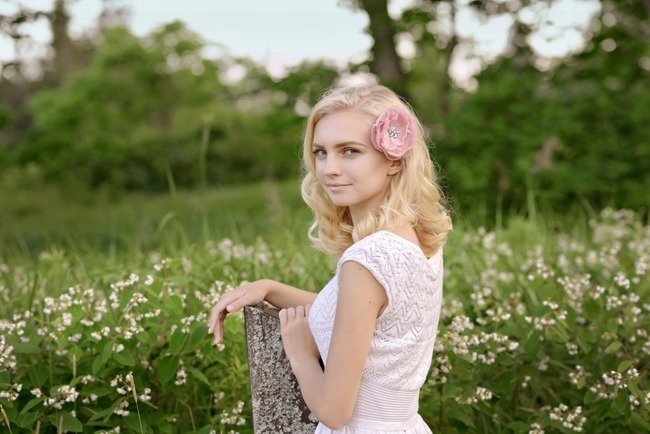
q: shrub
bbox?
[0,208,648,433]
[0,237,317,433]
[422,208,650,432]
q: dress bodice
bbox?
[308,231,443,433]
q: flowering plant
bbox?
[1,206,649,433]
[370,106,417,160]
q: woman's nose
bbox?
[323,156,340,176]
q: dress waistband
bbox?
[349,378,420,425]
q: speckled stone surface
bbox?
[244,304,318,433]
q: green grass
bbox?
[0,182,648,433]
[0,180,310,260]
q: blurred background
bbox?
[0,0,649,255]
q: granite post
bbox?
[244,303,318,433]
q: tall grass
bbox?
[0,182,648,433]
[1,180,308,259]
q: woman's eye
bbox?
[313,149,326,156]
[344,148,359,155]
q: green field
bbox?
[0,182,649,433]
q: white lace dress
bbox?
[308,230,443,434]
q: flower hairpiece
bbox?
[370,106,416,161]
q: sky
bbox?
[0,0,601,81]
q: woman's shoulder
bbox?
[339,229,425,263]
[338,229,443,275]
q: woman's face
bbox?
[312,109,400,224]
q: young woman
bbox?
[209,84,452,433]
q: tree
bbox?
[440,1,650,215]
[339,0,409,97]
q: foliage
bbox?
[422,208,650,432]
[0,182,326,433]
[0,238,280,433]
[9,23,339,192]
[1,2,649,216]
[0,183,649,433]
[440,25,650,216]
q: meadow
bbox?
[0,181,649,433]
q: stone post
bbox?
[244,303,318,433]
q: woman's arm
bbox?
[280,261,387,429]
[209,278,316,344]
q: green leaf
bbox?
[584,389,597,405]
[583,298,600,320]
[440,386,462,402]
[614,390,628,414]
[143,284,163,301]
[631,412,650,431]
[197,425,216,434]
[605,341,622,354]
[167,259,183,268]
[606,317,619,333]
[167,275,191,284]
[68,346,85,364]
[601,331,618,341]
[524,330,542,355]
[170,328,187,355]
[450,366,471,381]
[124,413,152,433]
[164,295,183,316]
[47,415,59,429]
[157,420,173,433]
[507,421,531,431]
[19,397,44,415]
[82,386,111,398]
[628,378,640,395]
[189,324,208,346]
[16,409,40,428]
[576,333,592,353]
[92,341,114,374]
[187,366,211,386]
[28,365,49,388]
[119,288,135,311]
[61,412,84,432]
[157,356,179,384]
[11,343,41,354]
[136,331,151,344]
[617,360,632,372]
[449,407,476,428]
[113,349,135,366]
[550,321,569,343]
[88,399,122,422]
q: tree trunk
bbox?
[438,2,458,115]
[50,0,76,84]
[359,0,408,99]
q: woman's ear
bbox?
[387,159,403,175]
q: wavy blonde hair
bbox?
[301,85,452,257]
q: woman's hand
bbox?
[208,280,270,344]
[279,304,320,366]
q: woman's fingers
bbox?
[208,306,225,343]
[280,306,311,331]
[279,308,287,327]
[208,291,245,342]
[279,307,294,328]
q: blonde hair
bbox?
[301,85,452,257]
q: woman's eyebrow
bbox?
[312,141,367,149]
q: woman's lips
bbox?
[327,184,349,192]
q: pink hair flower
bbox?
[370,106,416,161]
